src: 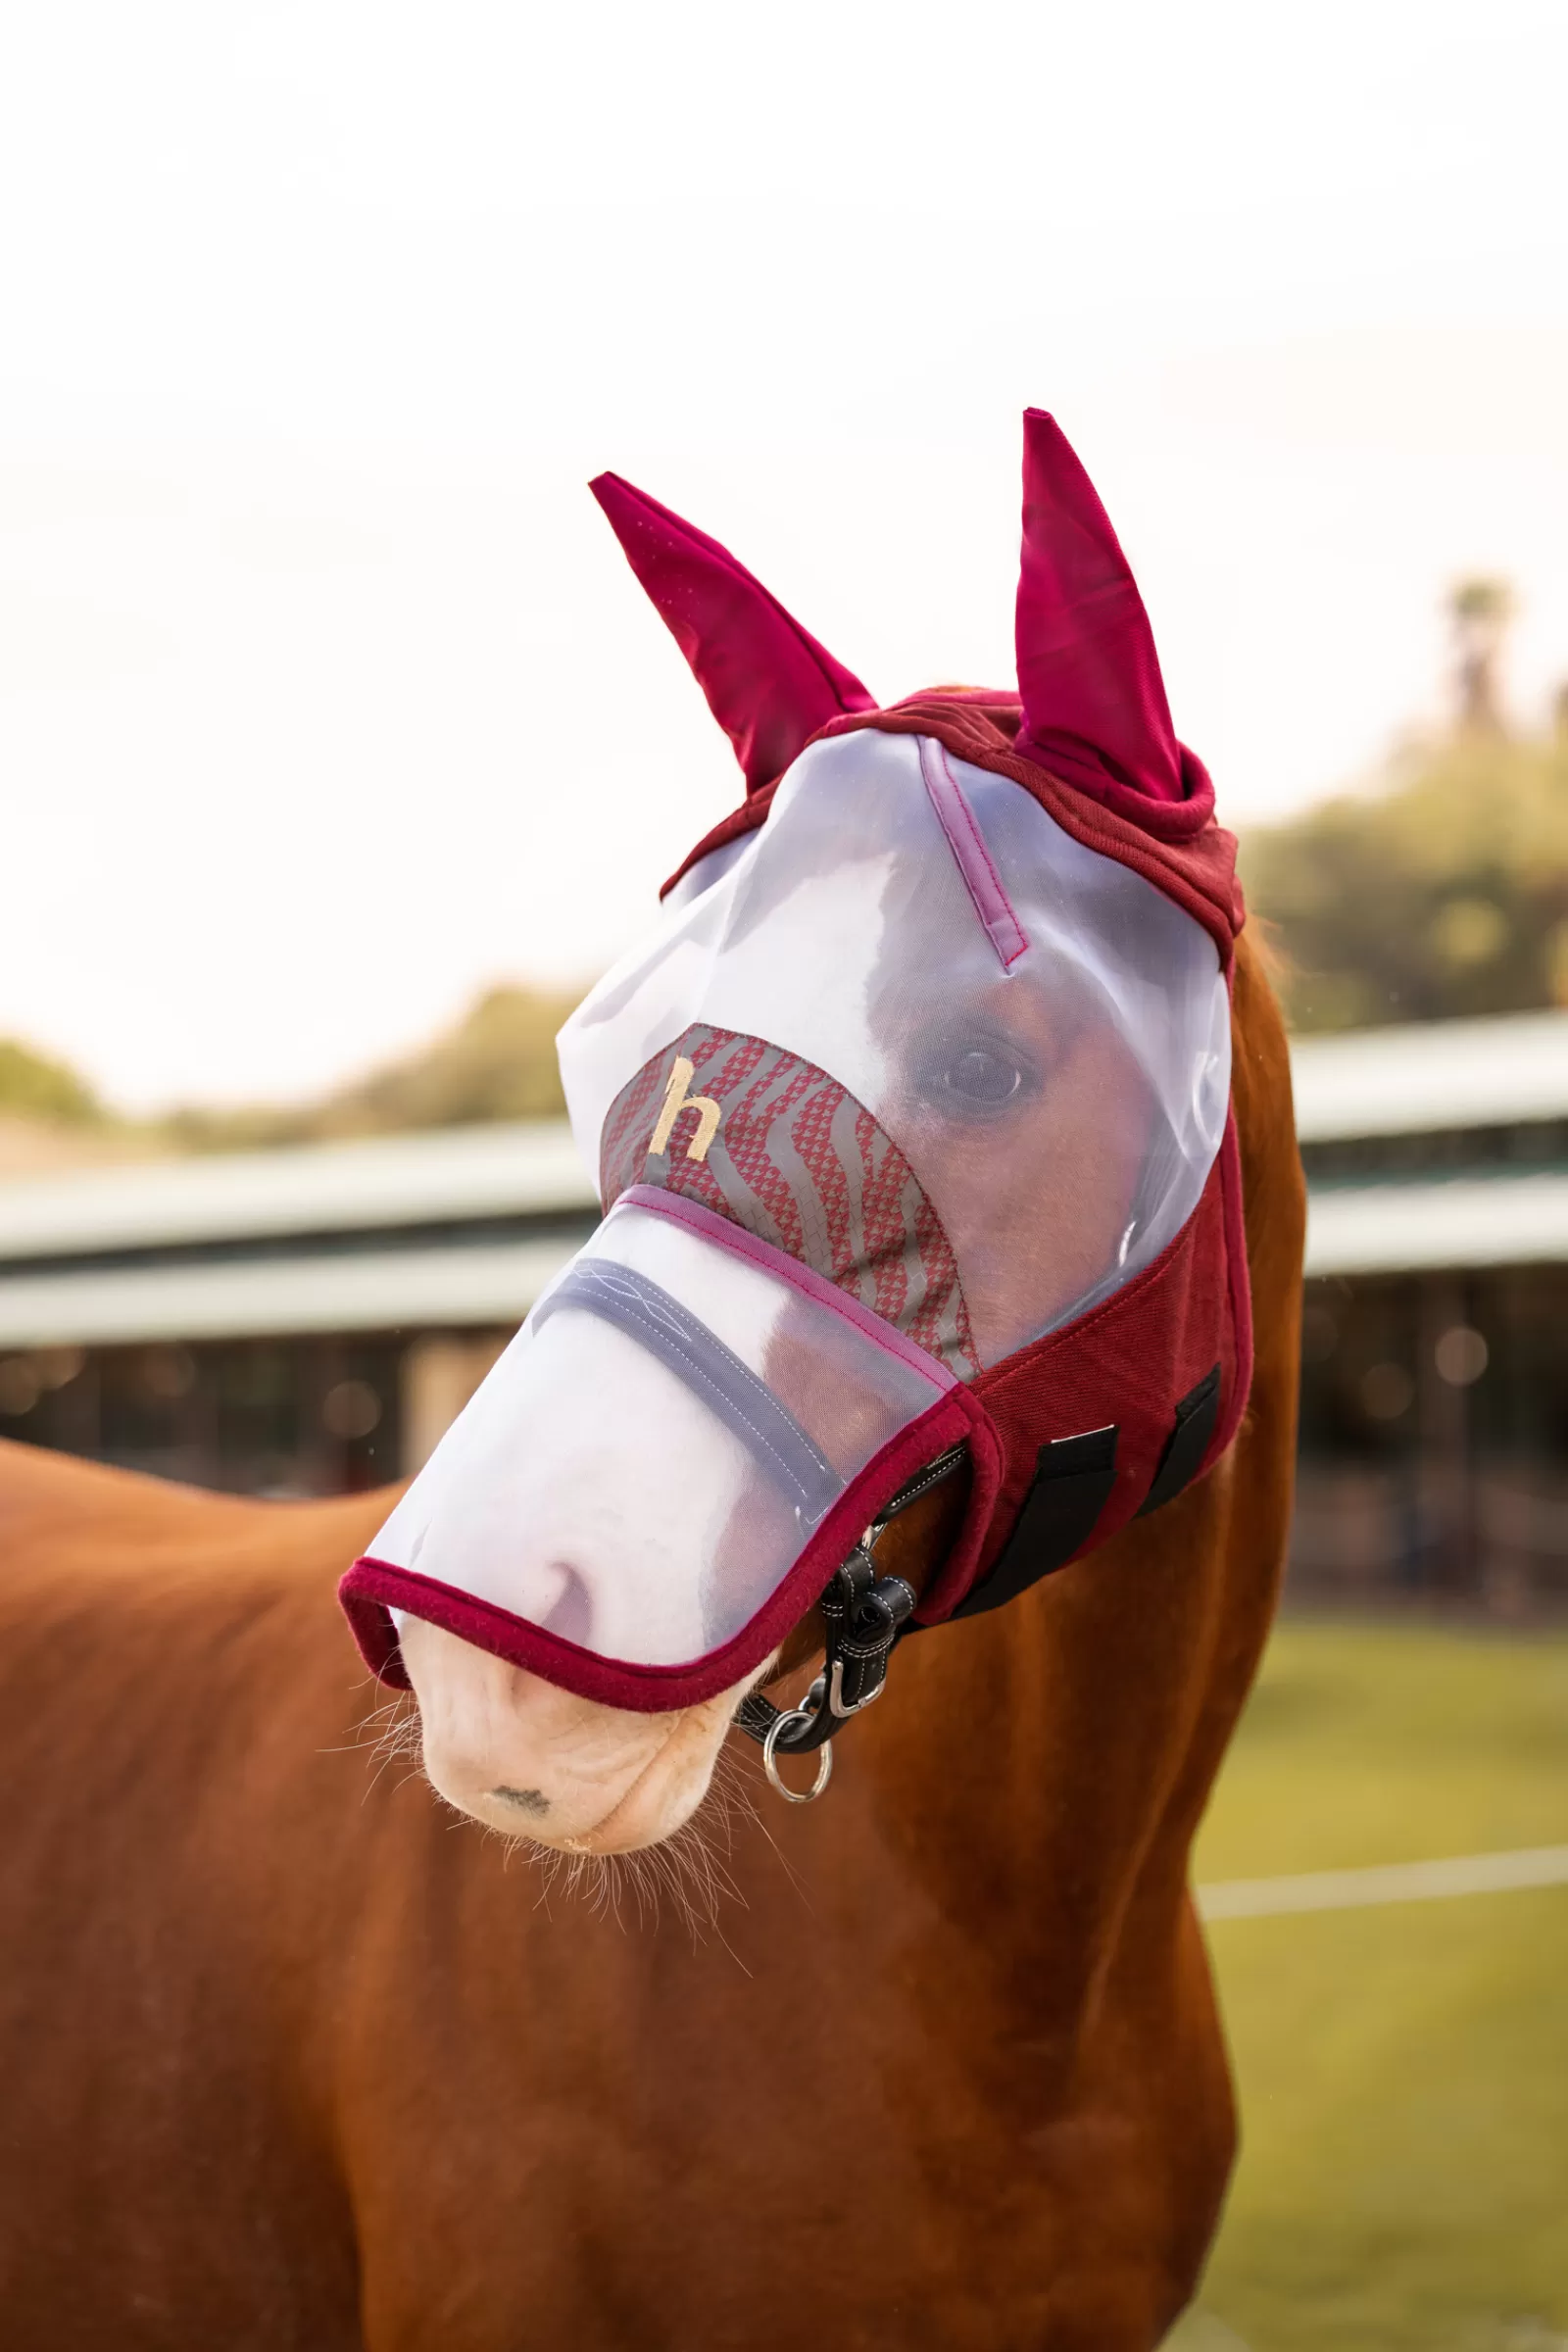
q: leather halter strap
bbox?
[733,1446,966,1764]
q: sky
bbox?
[3,0,1567,1110]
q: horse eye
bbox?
[948,1048,1021,1103]
[925,1041,1030,1116]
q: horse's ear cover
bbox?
[340,415,1252,1713]
[589,471,876,793]
[1015,408,1192,806]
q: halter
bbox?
[734,1444,967,1799]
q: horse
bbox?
[0,415,1303,2348]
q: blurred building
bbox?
[1296,1009,1568,1614]
[0,1123,596,1495]
[3,1017,1568,1612]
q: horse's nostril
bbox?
[492,1786,551,1817]
[538,1563,593,1646]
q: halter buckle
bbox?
[734,1444,967,1801]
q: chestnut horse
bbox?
[0,923,1299,2349]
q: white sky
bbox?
[3,0,1567,1110]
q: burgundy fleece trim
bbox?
[1214,1108,1254,1467]
[660,782,784,901]
[338,1385,1001,1712]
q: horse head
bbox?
[341,412,1254,1859]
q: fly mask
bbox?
[339,413,1252,1788]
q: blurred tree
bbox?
[309,983,580,1135]
[1242,718,1568,1033]
[1242,576,1568,1031]
[1448,575,1515,733]
[167,983,582,1151]
[0,1037,104,1124]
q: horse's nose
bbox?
[394,1617,709,1851]
[531,1560,593,1646]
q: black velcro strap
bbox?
[955,1425,1118,1620]
[1137,1364,1222,1518]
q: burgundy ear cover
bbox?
[656,412,1230,901]
[591,471,875,793]
[1014,408,1191,807]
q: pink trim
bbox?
[916,737,1028,970]
[615,1185,956,1393]
[338,1389,995,1710]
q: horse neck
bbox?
[852,1475,1252,1987]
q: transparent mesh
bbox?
[561,730,1230,1368]
[367,1201,949,1668]
[370,732,1230,1682]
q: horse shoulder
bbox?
[0,1449,405,2346]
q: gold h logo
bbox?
[648,1056,722,1164]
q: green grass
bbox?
[1167,1620,1568,2352]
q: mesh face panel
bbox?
[562,729,1230,1369]
[366,1201,951,1669]
[351,728,1231,1694]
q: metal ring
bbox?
[760,1710,834,1804]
